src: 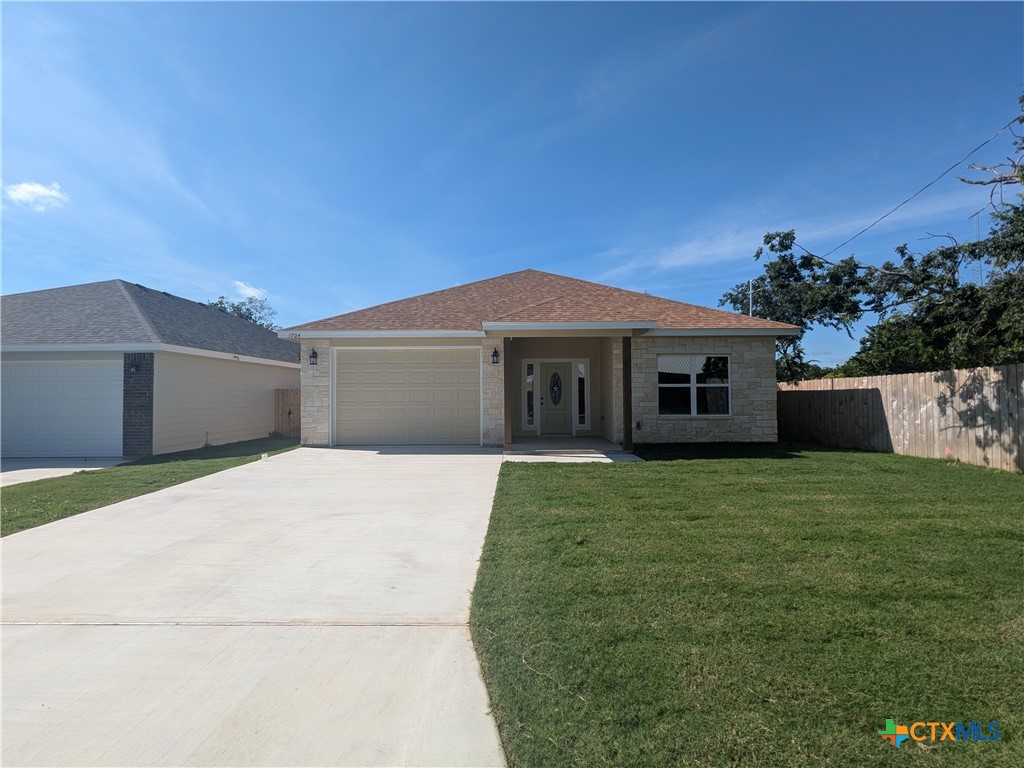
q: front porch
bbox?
[503,435,643,463]
[497,333,636,452]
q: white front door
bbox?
[538,362,572,435]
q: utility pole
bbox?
[748,280,753,316]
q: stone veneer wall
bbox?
[298,335,776,447]
[299,340,331,446]
[631,336,777,443]
[481,341,504,445]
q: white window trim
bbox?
[656,354,733,418]
[522,359,537,433]
[521,358,591,434]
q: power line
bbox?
[820,114,1022,259]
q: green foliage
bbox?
[209,295,279,330]
[722,97,1024,380]
[471,449,1023,767]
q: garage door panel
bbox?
[334,349,480,445]
[58,379,115,399]
[1,360,123,457]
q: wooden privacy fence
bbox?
[274,388,301,439]
[778,364,1023,473]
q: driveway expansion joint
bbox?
[3,620,470,627]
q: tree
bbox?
[209,295,279,330]
[721,97,1024,381]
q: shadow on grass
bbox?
[634,441,827,462]
[127,436,298,466]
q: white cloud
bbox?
[4,181,69,211]
[232,280,267,300]
[597,183,988,285]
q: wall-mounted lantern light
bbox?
[491,348,500,365]
[309,349,319,366]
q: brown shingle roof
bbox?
[285,269,798,333]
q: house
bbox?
[281,269,799,449]
[1,280,300,458]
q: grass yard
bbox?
[1,436,298,536]
[471,444,1023,767]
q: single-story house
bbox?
[1,280,300,458]
[281,269,799,449]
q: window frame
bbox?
[656,354,732,418]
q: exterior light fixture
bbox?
[309,349,319,366]
[491,348,500,365]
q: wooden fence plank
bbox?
[776,365,1022,473]
[274,388,301,439]
[1011,364,1019,473]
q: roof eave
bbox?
[643,327,800,337]
[0,342,299,367]
[278,329,487,339]
[482,321,657,331]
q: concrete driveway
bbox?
[1,457,124,487]
[2,447,507,767]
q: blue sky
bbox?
[3,1,1021,365]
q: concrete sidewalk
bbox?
[0,457,124,487]
[2,447,507,767]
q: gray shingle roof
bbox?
[1,280,299,364]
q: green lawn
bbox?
[471,444,1023,767]
[1,437,298,536]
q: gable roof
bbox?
[2,280,299,363]
[285,269,798,334]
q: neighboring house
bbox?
[281,269,799,449]
[1,280,300,458]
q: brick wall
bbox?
[122,352,154,457]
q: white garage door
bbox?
[334,348,480,445]
[1,360,123,457]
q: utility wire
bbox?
[820,114,1022,259]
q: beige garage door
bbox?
[334,348,480,445]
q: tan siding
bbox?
[152,352,299,455]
